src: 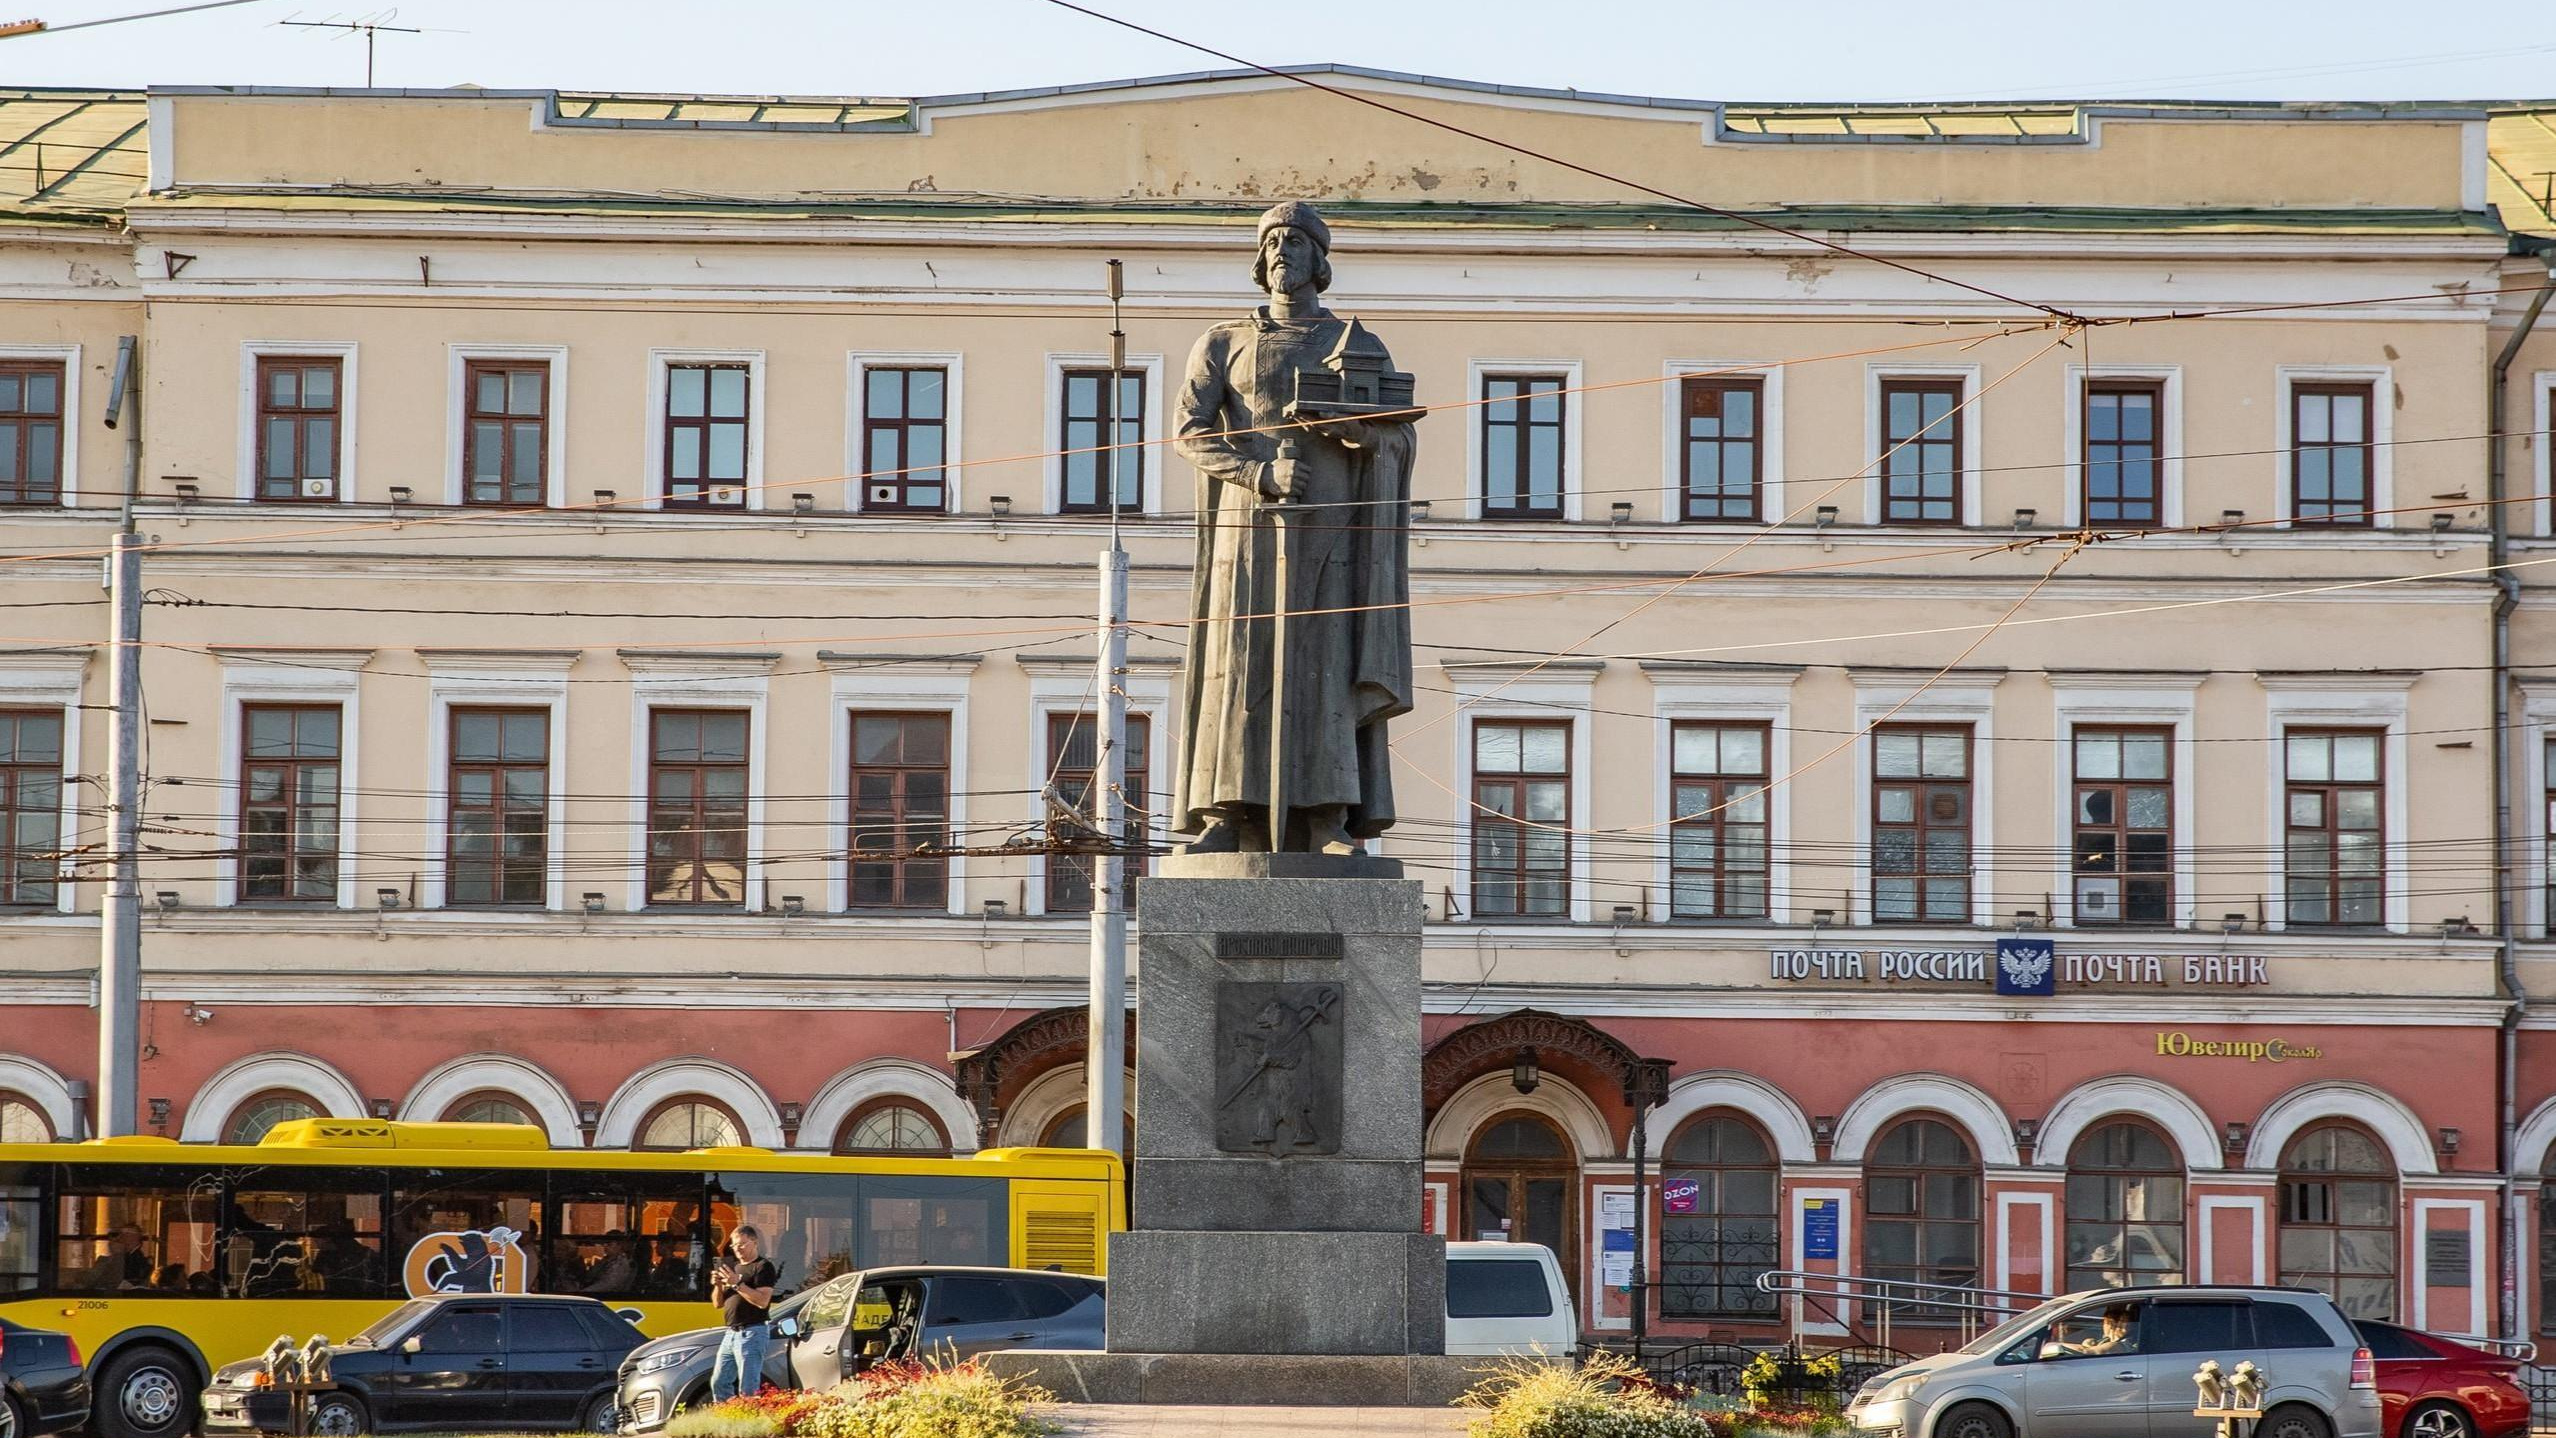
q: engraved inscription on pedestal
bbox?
[1214,981,1343,1154]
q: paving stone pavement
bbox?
[1043,1404,1472,1436]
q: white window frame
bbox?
[0,344,79,506]
[216,649,368,908]
[1041,351,1165,516]
[1645,665,1797,924]
[2532,371,2553,540]
[2061,363,2184,530]
[1444,660,1599,924]
[444,344,569,509]
[623,654,775,913]
[644,348,768,512]
[421,651,573,911]
[1865,363,1984,528]
[2259,675,2413,933]
[1661,361,1783,526]
[1022,657,1173,917]
[2273,364,2394,529]
[2515,680,2556,936]
[1851,670,2001,927]
[237,341,358,504]
[2048,677,2202,930]
[847,351,965,515]
[829,657,978,915]
[1466,358,1585,523]
[0,650,85,914]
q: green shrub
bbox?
[1460,1352,1722,1438]
[664,1409,784,1438]
[665,1359,1054,1438]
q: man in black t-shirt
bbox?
[707,1225,777,1402]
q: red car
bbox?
[2352,1320,2534,1438]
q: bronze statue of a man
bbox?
[1172,201,1419,856]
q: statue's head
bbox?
[1253,200,1333,296]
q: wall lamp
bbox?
[170,480,199,525]
[376,888,403,910]
[2013,508,2037,529]
[2219,509,2248,556]
[792,493,815,515]
[2012,909,2041,933]
[580,892,606,914]
[369,1098,396,1120]
[2438,1127,2462,1158]
[2221,912,2247,935]
[154,890,180,912]
[988,495,1012,541]
[1610,501,1634,549]
[2432,512,2457,556]
[778,1101,805,1138]
[388,485,413,505]
[1811,1114,1836,1145]
[590,490,617,534]
[1610,902,1638,955]
[577,1100,603,1134]
[1410,499,1432,546]
[779,894,807,917]
[2014,1116,2040,1149]
[1809,907,1834,941]
[1814,505,1839,552]
[148,1098,171,1131]
[1510,1047,1541,1097]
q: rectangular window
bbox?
[224,1168,388,1298]
[0,361,65,506]
[447,708,548,907]
[663,363,751,508]
[2285,728,2384,926]
[1481,374,1566,520]
[255,357,342,502]
[2072,727,2173,925]
[1473,719,1570,918]
[1872,724,1972,923]
[1669,721,1769,920]
[52,1164,218,1297]
[462,360,549,507]
[542,1169,709,1301]
[1059,368,1143,514]
[2291,382,2374,526]
[1045,711,1150,914]
[239,704,342,903]
[2083,379,2163,527]
[647,709,749,908]
[1680,376,1762,522]
[0,709,63,907]
[1879,377,1963,525]
[848,711,951,909]
[860,367,950,514]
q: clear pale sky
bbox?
[7,0,2553,102]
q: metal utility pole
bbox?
[97,334,143,1137]
[1086,259,1131,1156]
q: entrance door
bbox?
[1461,1112,1580,1307]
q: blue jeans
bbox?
[710,1324,770,1402]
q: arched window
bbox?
[1863,1115,1980,1324]
[222,1090,320,1146]
[1660,1111,1778,1319]
[835,1100,950,1156]
[636,1098,743,1152]
[1038,1106,1130,1152]
[2279,1122,2396,1320]
[442,1091,536,1128]
[0,1091,50,1143]
[2066,1120,2186,1289]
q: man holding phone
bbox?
[707,1224,777,1402]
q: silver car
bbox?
[1846,1286,2382,1438]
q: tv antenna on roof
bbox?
[280,9,426,87]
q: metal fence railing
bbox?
[1624,1339,1915,1402]
[1753,1268,2047,1348]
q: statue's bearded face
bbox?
[1261,225,1320,293]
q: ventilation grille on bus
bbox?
[1024,1209,1100,1273]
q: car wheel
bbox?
[307,1393,369,1438]
[93,1346,196,1438]
[2261,1403,2337,1438]
[0,1391,23,1438]
[1935,1401,2015,1438]
[581,1394,621,1434]
[2406,1401,2475,1438]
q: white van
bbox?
[1444,1241,1575,1356]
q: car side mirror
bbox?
[400,1336,422,1356]
[771,1317,802,1341]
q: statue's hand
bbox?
[1260,457,1305,502]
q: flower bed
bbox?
[661,1359,1055,1438]
[1460,1352,1853,1438]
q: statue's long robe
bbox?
[1171,306,1415,839]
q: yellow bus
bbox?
[0,1118,1123,1438]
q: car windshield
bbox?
[347,1299,439,1347]
[1956,1295,2084,1357]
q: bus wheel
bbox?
[307,1394,368,1437]
[93,1347,194,1438]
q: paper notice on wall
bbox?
[1601,1251,1634,1287]
[1600,1192,1636,1227]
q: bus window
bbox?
[58,1164,220,1296]
[858,1176,1004,1269]
[544,1169,706,1301]
[0,1164,38,1296]
[390,1169,543,1298]
[224,1166,387,1298]
[711,1172,859,1300]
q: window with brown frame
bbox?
[0,709,63,907]
[2065,1119,2186,1290]
[1679,376,1762,522]
[636,1098,743,1151]
[848,711,951,910]
[2291,382,2375,526]
[1480,374,1566,520]
[1473,719,1570,918]
[2278,1122,2397,1320]
[2284,728,2383,926]
[1045,711,1150,914]
[462,360,549,507]
[239,704,341,903]
[1879,377,1963,525]
[662,363,750,508]
[1872,724,1971,923]
[2083,379,2163,527]
[860,366,950,514]
[1058,368,1143,514]
[1863,1116,1980,1326]
[0,361,65,506]
[646,709,748,908]
[447,707,548,907]
[2072,726,2172,925]
[1659,1112,1779,1318]
[254,357,342,502]
[833,1098,951,1156]
[1669,721,1769,920]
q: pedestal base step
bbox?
[982,1351,1536,1408]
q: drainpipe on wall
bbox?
[2489,251,2553,1341]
